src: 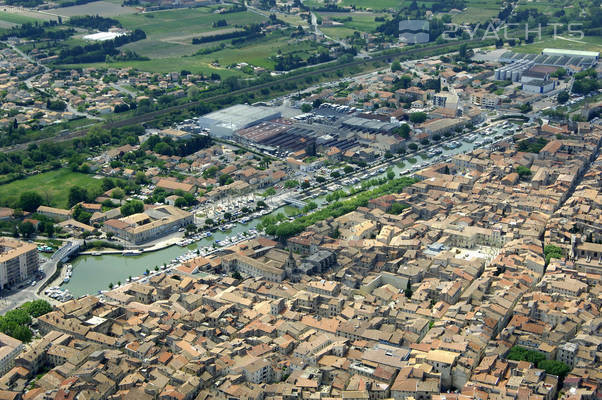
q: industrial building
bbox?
[197,104,281,138]
[340,116,398,133]
[0,237,39,291]
[498,49,599,73]
[494,59,534,82]
[542,48,599,62]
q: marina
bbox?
[59,122,516,297]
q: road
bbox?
[111,82,137,97]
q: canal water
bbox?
[63,132,494,297]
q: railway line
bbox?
[2,39,484,153]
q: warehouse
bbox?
[542,48,599,61]
[197,104,281,138]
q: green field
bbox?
[451,0,501,23]
[0,11,43,25]
[339,0,407,10]
[321,26,358,40]
[515,0,565,14]
[0,169,103,209]
[513,35,602,54]
[451,7,499,23]
[60,58,244,77]
[318,12,385,32]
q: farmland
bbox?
[338,0,408,10]
[0,169,103,209]
[63,32,324,75]
[318,12,386,32]
[451,0,502,24]
[0,8,57,30]
[108,7,268,59]
[48,0,139,17]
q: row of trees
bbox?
[192,24,262,44]
[142,135,212,157]
[68,15,121,31]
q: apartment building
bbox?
[0,333,23,376]
[0,237,39,290]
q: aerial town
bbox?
[0,0,601,397]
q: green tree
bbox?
[19,221,35,238]
[404,281,413,298]
[18,191,43,212]
[389,202,408,214]
[134,171,148,185]
[72,204,92,224]
[557,90,569,104]
[409,112,427,124]
[537,360,570,378]
[544,244,563,264]
[263,187,276,197]
[516,165,532,179]
[284,180,299,188]
[218,174,233,186]
[232,271,243,280]
[68,186,88,207]
[12,325,32,343]
[394,123,411,139]
[391,61,401,72]
[21,300,52,317]
[175,197,187,208]
[301,103,312,113]
[120,200,144,217]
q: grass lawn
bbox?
[0,169,103,209]
[0,11,43,25]
[451,7,499,23]
[339,0,406,9]
[513,35,602,54]
[195,34,318,69]
[318,12,385,32]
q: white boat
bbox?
[122,250,141,256]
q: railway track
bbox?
[2,39,483,153]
